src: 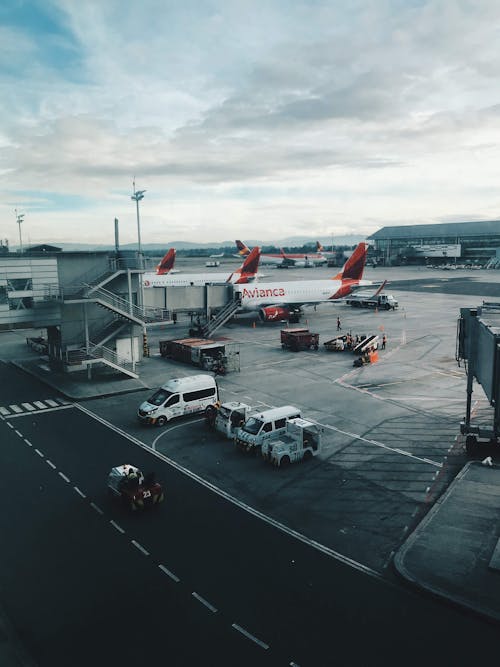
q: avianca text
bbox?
[242,287,286,298]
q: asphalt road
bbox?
[1,363,500,666]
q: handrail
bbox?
[87,343,136,371]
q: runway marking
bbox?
[0,407,10,416]
[58,471,70,483]
[9,405,22,413]
[231,623,269,650]
[74,486,86,499]
[110,520,125,534]
[90,502,103,514]
[131,540,149,556]
[35,448,44,457]
[21,403,35,411]
[158,564,180,582]
[44,399,59,407]
[14,429,22,437]
[319,423,442,468]
[23,438,32,447]
[33,401,47,409]
[76,403,383,579]
[5,404,75,418]
[191,592,217,613]
[6,422,13,428]
[151,418,205,450]
[46,460,56,469]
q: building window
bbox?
[7,278,33,291]
[0,286,7,305]
[9,297,34,310]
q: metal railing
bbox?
[65,343,138,377]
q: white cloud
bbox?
[2,0,500,245]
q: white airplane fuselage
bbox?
[235,278,373,310]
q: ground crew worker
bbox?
[382,334,387,350]
[337,316,341,331]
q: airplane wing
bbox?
[336,280,388,301]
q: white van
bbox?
[234,405,302,454]
[138,375,219,426]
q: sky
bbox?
[2,0,500,247]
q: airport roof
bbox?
[368,220,500,240]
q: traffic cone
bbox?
[252,321,256,328]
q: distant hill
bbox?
[18,235,365,253]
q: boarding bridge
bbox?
[457,302,500,453]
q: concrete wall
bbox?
[56,252,111,287]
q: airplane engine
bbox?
[258,306,292,322]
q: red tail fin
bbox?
[156,248,176,275]
[316,241,325,252]
[230,247,261,284]
[340,243,367,281]
[235,240,250,256]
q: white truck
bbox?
[261,418,322,467]
[345,292,398,310]
[205,401,255,438]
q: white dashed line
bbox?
[191,592,217,613]
[35,449,44,457]
[90,502,103,515]
[158,565,180,583]
[110,520,125,534]
[73,486,86,499]
[58,471,70,483]
[14,430,23,437]
[46,460,56,469]
[6,422,13,429]
[231,624,269,650]
[23,438,32,447]
[131,540,149,556]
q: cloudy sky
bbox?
[2,0,500,247]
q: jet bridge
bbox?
[457,302,500,454]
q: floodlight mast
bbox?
[15,209,25,254]
[131,179,146,258]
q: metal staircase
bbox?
[56,257,170,378]
[89,318,129,348]
[80,343,139,379]
[201,297,241,337]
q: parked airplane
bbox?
[209,252,224,258]
[234,242,372,321]
[155,248,178,274]
[143,247,261,287]
[235,240,327,267]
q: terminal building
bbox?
[367,220,500,267]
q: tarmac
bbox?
[2,329,500,665]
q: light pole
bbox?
[131,179,146,260]
[15,209,24,254]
